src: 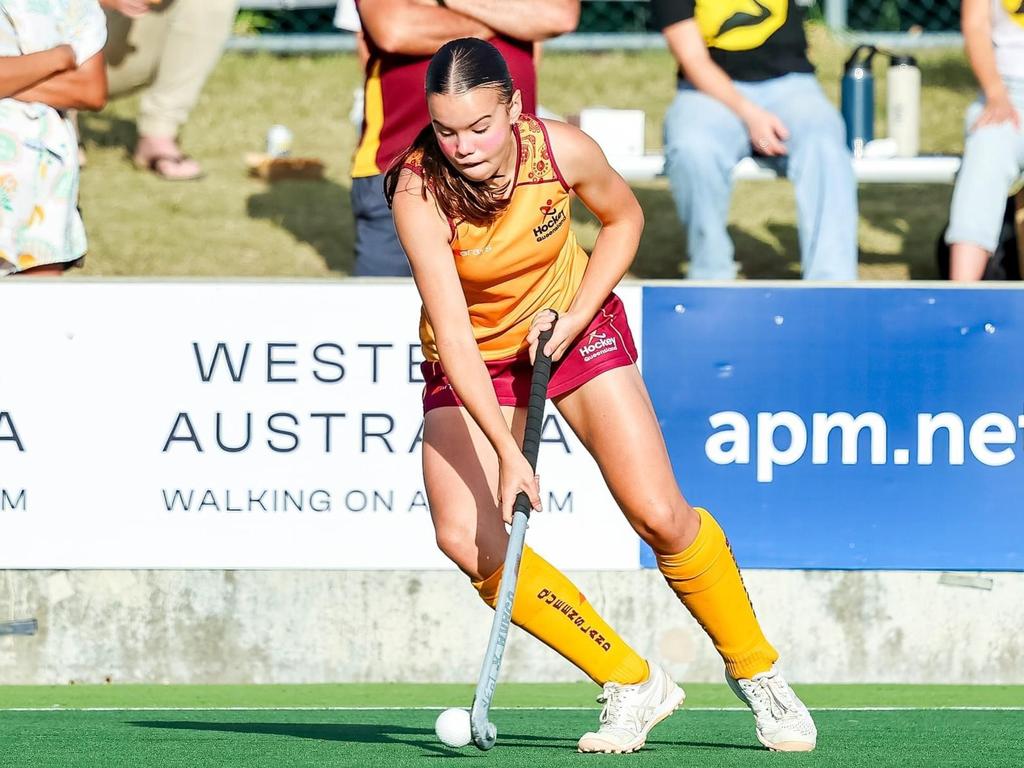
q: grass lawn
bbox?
[77,26,975,280]
[2,683,1021,767]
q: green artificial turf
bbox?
[1,682,1022,709]
[1,707,1020,768]
[1,684,1020,767]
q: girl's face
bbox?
[428,86,522,183]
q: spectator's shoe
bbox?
[727,663,817,752]
[577,662,685,754]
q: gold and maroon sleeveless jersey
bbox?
[351,12,536,179]
[418,114,590,362]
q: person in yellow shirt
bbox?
[387,37,816,754]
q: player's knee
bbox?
[435,522,506,580]
[631,499,694,552]
[434,524,476,571]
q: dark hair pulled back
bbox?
[384,37,516,227]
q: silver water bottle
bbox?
[887,54,920,157]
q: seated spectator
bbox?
[653,0,858,280]
[351,0,579,277]
[100,0,238,180]
[0,0,107,277]
[946,0,1023,280]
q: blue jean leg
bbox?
[945,95,1024,253]
[351,174,412,277]
[753,74,858,280]
[664,86,750,279]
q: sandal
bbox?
[132,152,205,181]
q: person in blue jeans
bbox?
[652,0,858,280]
[945,0,1024,281]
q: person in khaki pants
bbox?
[100,0,238,180]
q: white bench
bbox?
[607,154,963,184]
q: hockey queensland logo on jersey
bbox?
[533,197,566,242]
[1002,0,1024,28]
[696,0,788,51]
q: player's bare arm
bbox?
[526,120,643,363]
[392,169,541,519]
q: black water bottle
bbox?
[841,45,877,158]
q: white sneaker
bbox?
[577,662,685,754]
[727,663,817,752]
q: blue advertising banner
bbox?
[641,286,1024,570]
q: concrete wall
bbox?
[1,569,1020,685]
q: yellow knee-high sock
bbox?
[472,546,648,686]
[656,508,778,680]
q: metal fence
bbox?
[825,0,962,48]
[229,1,963,53]
[230,0,662,52]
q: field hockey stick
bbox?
[470,320,556,751]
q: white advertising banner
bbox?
[0,281,643,569]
